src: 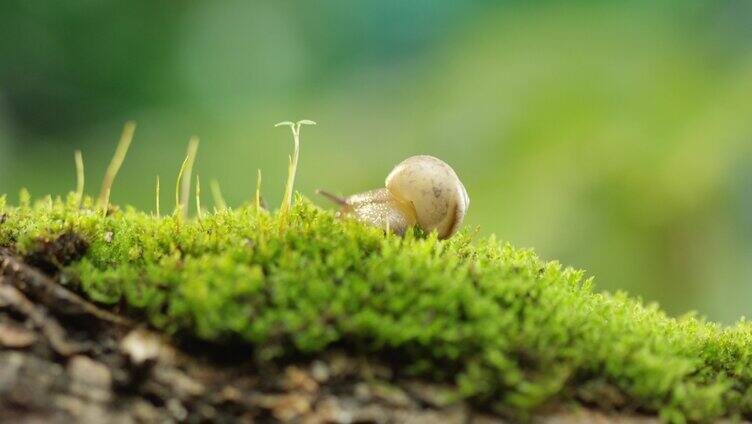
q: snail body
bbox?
[319,155,469,239]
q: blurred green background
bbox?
[1,1,751,322]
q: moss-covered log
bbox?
[1,192,750,423]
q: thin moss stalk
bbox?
[97,121,136,208]
[179,137,199,219]
[175,139,199,219]
[255,169,262,211]
[210,179,227,211]
[195,175,202,219]
[102,189,110,216]
[74,150,85,208]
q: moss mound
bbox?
[1,192,751,422]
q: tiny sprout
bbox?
[276,119,316,217]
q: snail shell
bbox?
[320,155,469,239]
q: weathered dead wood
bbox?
[0,283,83,356]
[0,249,131,326]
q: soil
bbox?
[0,242,663,423]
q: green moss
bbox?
[1,192,751,422]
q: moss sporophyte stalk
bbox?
[0,122,750,422]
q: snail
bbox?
[318,155,469,239]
